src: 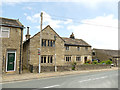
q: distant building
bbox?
[92,48,119,66]
[0,17,24,73]
[23,25,92,73]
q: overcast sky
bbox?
[1,0,119,50]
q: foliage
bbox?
[84,59,112,65]
[72,66,75,70]
[92,60,98,64]
[105,60,112,64]
[71,62,76,70]
[85,60,92,64]
[100,61,106,64]
[84,63,89,65]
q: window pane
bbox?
[42,39,44,46]
[44,40,46,46]
[78,47,80,51]
[48,40,49,46]
[48,56,49,63]
[2,31,8,37]
[50,56,52,63]
[76,57,81,61]
[53,41,55,47]
[50,41,52,47]
[41,57,43,63]
[66,46,69,50]
[1,27,10,38]
[66,57,67,61]
[44,57,46,63]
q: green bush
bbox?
[105,60,112,64]
[72,66,75,70]
[92,60,98,64]
[84,63,89,65]
[86,60,91,63]
[71,62,76,70]
[100,61,106,64]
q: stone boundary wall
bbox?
[75,64,111,71]
[29,64,111,73]
[57,65,73,72]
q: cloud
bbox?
[67,14,118,50]
[64,19,73,24]
[24,13,27,16]
[26,13,40,23]
[25,11,65,29]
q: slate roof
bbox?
[62,37,91,47]
[0,17,24,28]
[93,48,119,57]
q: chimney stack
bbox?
[25,27,31,40]
[70,32,75,39]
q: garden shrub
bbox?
[86,60,91,64]
[100,61,106,64]
[92,60,98,64]
[71,62,76,70]
[105,60,112,64]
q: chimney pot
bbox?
[26,26,31,40]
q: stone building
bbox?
[0,17,24,74]
[23,25,92,72]
[92,48,119,66]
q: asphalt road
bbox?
[1,70,118,88]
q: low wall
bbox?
[75,64,111,70]
[29,66,55,73]
[57,65,72,72]
[29,64,111,73]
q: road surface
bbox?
[1,70,118,88]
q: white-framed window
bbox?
[41,56,46,63]
[65,55,71,62]
[0,27,10,38]
[76,56,81,61]
[48,55,53,63]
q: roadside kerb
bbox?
[2,67,118,83]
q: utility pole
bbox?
[54,35,57,72]
[38,12,43,73]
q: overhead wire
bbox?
[43,14,118,29]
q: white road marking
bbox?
[43,85,60,88]
[79,76,107,83]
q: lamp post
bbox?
[54,35,57,72]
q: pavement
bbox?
[1,67,118,83]
[1,68,118,88]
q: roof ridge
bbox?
[0,17,18,21]
[27,25,65,42]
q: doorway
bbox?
[6,50,16,72]
[84,57,87,63]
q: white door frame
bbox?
[6,50,16,72]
